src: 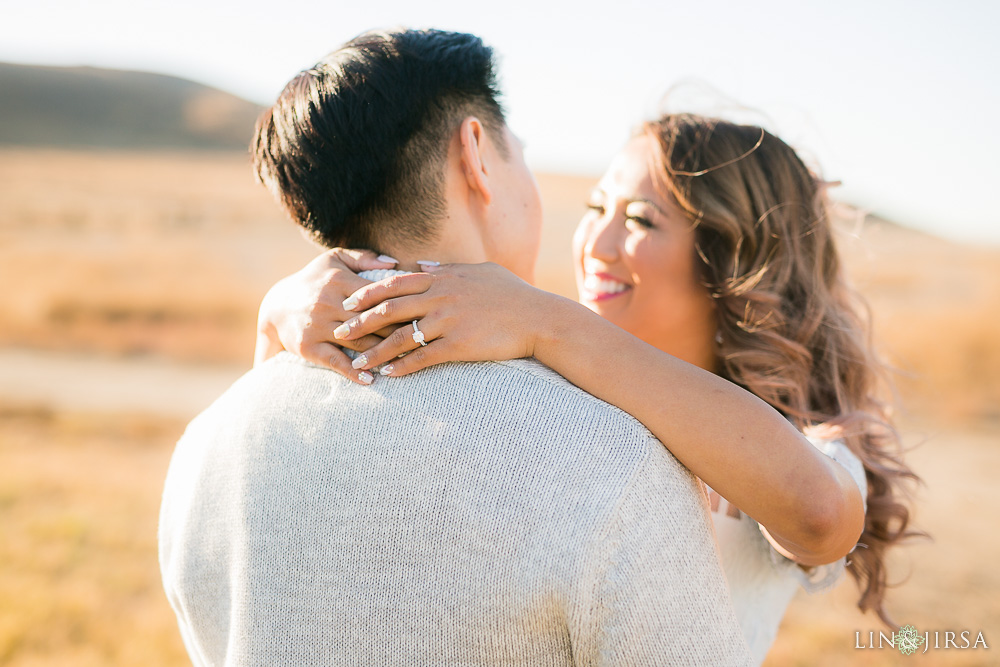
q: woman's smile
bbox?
[579,271,632,302]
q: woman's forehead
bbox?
[595,137,663,200]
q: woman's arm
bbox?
[533,293,864,566]
[336,264,865,566]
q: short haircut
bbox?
[251,28,508,251]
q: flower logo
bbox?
[896,625,926,655]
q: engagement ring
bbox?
[411,320,427,346]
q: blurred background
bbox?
[0,1,997,665]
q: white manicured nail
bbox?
[416,260,440,267]
[342,295,360,311]
[351,354,368,369]
[357,371,374,385]
[333,323,350,339]
[379,364,394,376]
[377,254,399,264]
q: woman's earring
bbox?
[715,330,724,346]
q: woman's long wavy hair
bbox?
[642,113,920,625]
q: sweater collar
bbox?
[358,268,416,282]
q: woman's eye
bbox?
[626,215,653,229]
[585,203,604,214]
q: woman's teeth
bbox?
[584,275,629,295]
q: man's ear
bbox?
[458,117,492,206]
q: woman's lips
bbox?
[581,273,631,302]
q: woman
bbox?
[256,113,918,662]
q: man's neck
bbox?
[380,214,488,272]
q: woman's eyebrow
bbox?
[629,198,668,217]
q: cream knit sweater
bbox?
[159,352,751,666]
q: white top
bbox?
[159,351,752,666]
[707,437,867,664]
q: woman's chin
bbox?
[577,295,626,327]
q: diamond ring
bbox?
[411,320,427,346]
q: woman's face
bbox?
[572,135,718,370]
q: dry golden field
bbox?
[0,149,998,665]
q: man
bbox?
[159,29,751,665]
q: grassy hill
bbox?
[0,63,262,150]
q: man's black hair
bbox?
[251,28,508,251]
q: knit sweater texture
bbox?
[159,352,752,666]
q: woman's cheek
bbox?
[572,219,592,266]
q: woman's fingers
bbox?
[334,294,432,341]
[326,247,398,273]
[343,272,435,312]
[376,340,450,378]
[350,322,433,370]
[333,332,385,353]
[303,342,377,385]
[349,322,450,378]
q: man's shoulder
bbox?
[469,357,650,419]
[183,353,664,474]
[177,352,701,532]
[224,353,654,435]
[407,356,658,442]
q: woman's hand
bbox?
[254,248,399,384]
[332,263,567,377]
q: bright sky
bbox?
[3,0,998,244]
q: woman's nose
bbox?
[583,208,621,263]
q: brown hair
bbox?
[642,113,921,625]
